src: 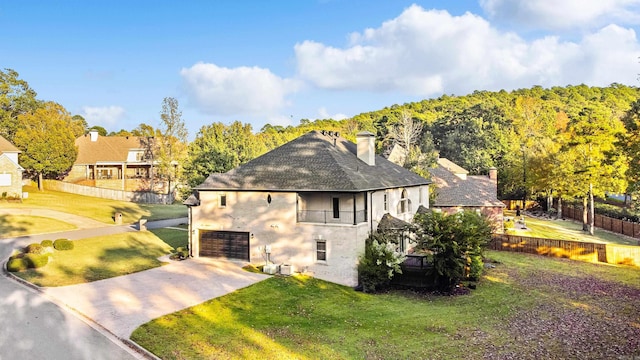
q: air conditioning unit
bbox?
[262,263,279,275]
[280,264,295,276]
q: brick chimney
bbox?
[356,131,375,166]
[489,167,497,182]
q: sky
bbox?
[2,0,640,137]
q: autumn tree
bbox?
[13,102,78,190]
[0,68,39,142]
[157,97,188,198]
[565,106,627,234]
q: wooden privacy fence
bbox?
[490,234,640,267]
[43,180,173,204]
[562,205,640,239]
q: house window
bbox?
[332,197,340,218]
[219,193,227,208]
[135,152,144,161]
[383,192,388,211]
[419,187,424,204]
[316,239,327,262]
[399,189,411,214]
[0,174,10,186]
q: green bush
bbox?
[414,210,492,291]
[24,253,49,268]
[53,239,74,251]
[504,218,515,231]
[468,255,484,281]
[25,243,45,254]
[7,258,29,272]
[41,240,53,247]
[358,232,406,293]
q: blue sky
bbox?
[2,1,640,137]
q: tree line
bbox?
[4,67,640,229]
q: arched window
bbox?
[398,189,411,214]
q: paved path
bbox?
[43,258,269,338]
[0,216,188,359]
[0,208,108,233]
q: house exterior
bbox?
[65,131,166,192]
[0,135,24,199]
[428,158,505,232]
[185,130,431,286]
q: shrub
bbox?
[7,258,29,272]
[468,255,484,281]
[25,243,45,254]
[53,239,74,251]
[358,232,406,293]
[414,210,492,291]
[41,240,53,247]
[24,253,49,268]
[503,218,515,231]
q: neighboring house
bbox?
[184,130,431,286]
[428,158,505,232]
[65,131,166,192]
[0,135,24,199]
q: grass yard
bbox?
[131,250,640,360]
[3,185,187,224]
[0,215,76,238]
[14,228,187,287]
[507,211,638,246]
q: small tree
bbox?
[157,97,188,199]
[358,231,406,293]
[413,210,492,290]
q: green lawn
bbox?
[0,215,76,238]
[131,251,640,360]
[14,228,188,287]
[507,211,638,246]
[3,185,187,224]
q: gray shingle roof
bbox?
[196,130,431,192]
[429,162,505,208]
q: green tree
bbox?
[157,97,188,198]
[0,68,39,142]
[413,210,492,290]
[69,115,88,138]
[13,102,78,190]
[183,121,266,189]
[565,106,627,234]
[621,99,640,210]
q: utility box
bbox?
[280,264,295,276]
[114,212,123,225]
[263,264,279,275]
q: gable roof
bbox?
[74,134,149,164]
[437,158,468,176]
[0,135,20,153]
[0,153,24,171]
[197,130,431,192]
[429,159,504,208]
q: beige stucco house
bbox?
[65,131,166,192]
[428,158,505,232]
[185,130,431,286]
[0,135,24,200]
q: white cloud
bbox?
[180,62,300,116]
[294,5,640,97]
[479,0,640,30]
[317,107,348,120]
[81,106,125,126]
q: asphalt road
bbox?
[0,217,187,359]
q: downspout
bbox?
[187,205,193,257]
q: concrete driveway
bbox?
[42,257,270,339]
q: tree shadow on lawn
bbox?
[0,214,29,239]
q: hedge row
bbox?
[7,253,49,272]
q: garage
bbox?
[199,230,250,261]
